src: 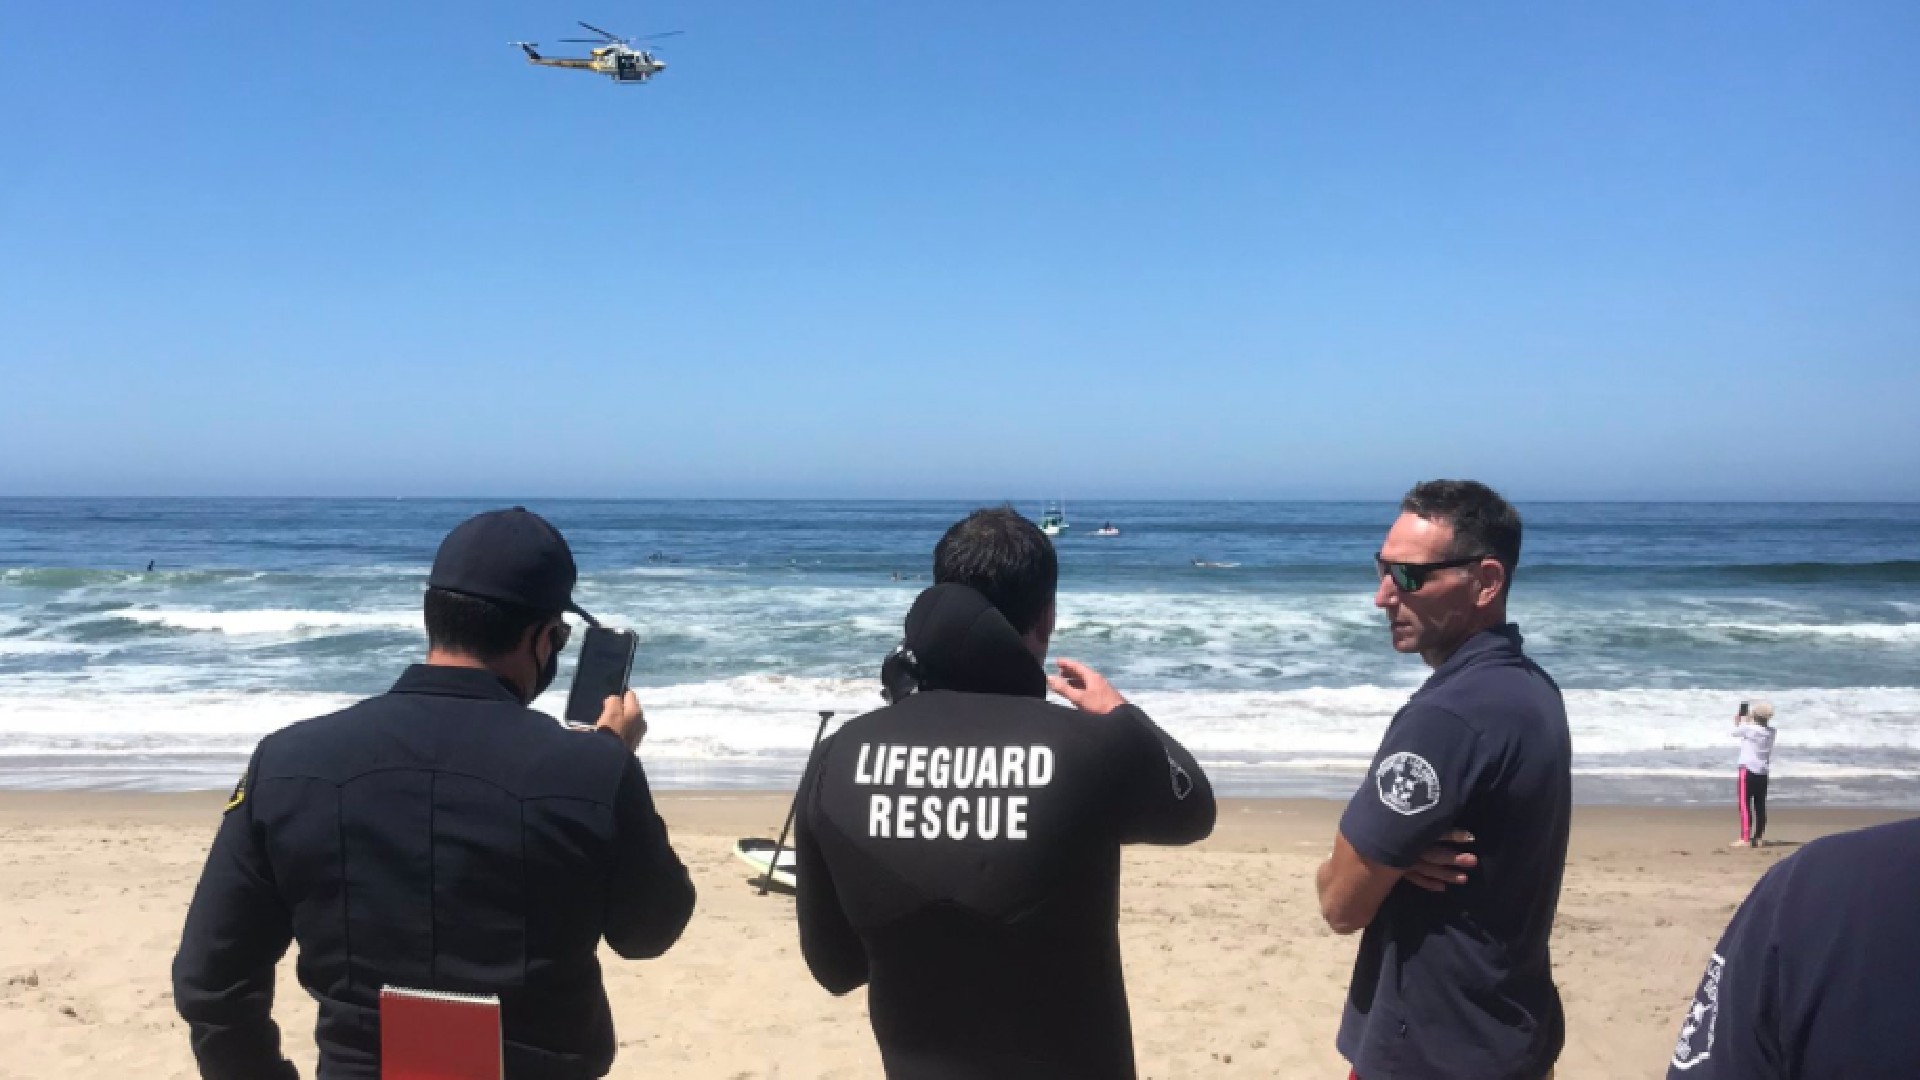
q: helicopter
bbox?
[511,22,682,84]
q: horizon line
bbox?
[3,494,1918,506]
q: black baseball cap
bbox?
[427,507,593,621]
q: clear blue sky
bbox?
[3,1,1916,499]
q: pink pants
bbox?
[1738,766,1770,842]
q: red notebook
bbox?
[379,986,503,1080]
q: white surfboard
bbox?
[733,837,798,889]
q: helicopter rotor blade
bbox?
[558,38,609,43]
[637,30,684,40]
[576,21,622,41]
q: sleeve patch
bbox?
[224,774,247,813]
[1375,752,1441,815]
[1671,951,1724,1070]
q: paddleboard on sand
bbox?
[733,837,798,889]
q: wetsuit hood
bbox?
[901,584,1048,699]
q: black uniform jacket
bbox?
[172,664,695,1080]
[795,585,1216,1079]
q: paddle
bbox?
[758,710,835,895]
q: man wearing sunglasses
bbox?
[173,508,696,1080]
[1317,481,1571,1080]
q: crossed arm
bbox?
[1316,828,1478,935]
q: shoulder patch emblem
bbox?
[224,774,247,813]
[1375,752,1440,815]
[1670,952,1723,1070]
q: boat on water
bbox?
[1093,522,1121,537]
[1039,502,1069,537]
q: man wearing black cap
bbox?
[794,507,1216,1079]
[172,508,695,1080]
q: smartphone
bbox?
[565,626,638,729]
[1738,702,1750,718]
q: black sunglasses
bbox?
[549,620,573,653]
[1374,553,1492,593]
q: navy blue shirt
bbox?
[172,665,696,1080]
[1668,817,1920,1079]
[1337,625,1572,1080]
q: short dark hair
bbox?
[423,586,551,660]
[932,507,1058,635]
[1400,480,1523,576]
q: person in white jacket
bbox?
[1732,700,1777,848]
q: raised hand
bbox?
[1047,658,1129,716]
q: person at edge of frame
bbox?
[1318,481,1571,1080]
[794,506,1216,1079]
[172,507,695,1079]
[1667,816,1920,1079]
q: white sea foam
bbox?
[1748,622,1920,643]
[1524,618,1920,647]
[118,609,419,636]
[596,567,727,580]
[3,681,1914,775]
[1559,686,1920,751]
[1571,763,1905,780]
[0,639,91,657]
[18,578,1918,692]
[1561,619,1920,645]
[0,691,361,738]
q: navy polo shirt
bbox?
[1336,624,1572,1080]
[1668,817,1920,1079]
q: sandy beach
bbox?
[0,791,1904,1079]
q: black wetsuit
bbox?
[794,584,1216,1079]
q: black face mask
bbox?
[528,624,565,703]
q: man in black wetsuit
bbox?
[794,507,1216,1079]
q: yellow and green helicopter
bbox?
[511,22,682,85]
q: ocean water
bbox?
[3,498,1918,806]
